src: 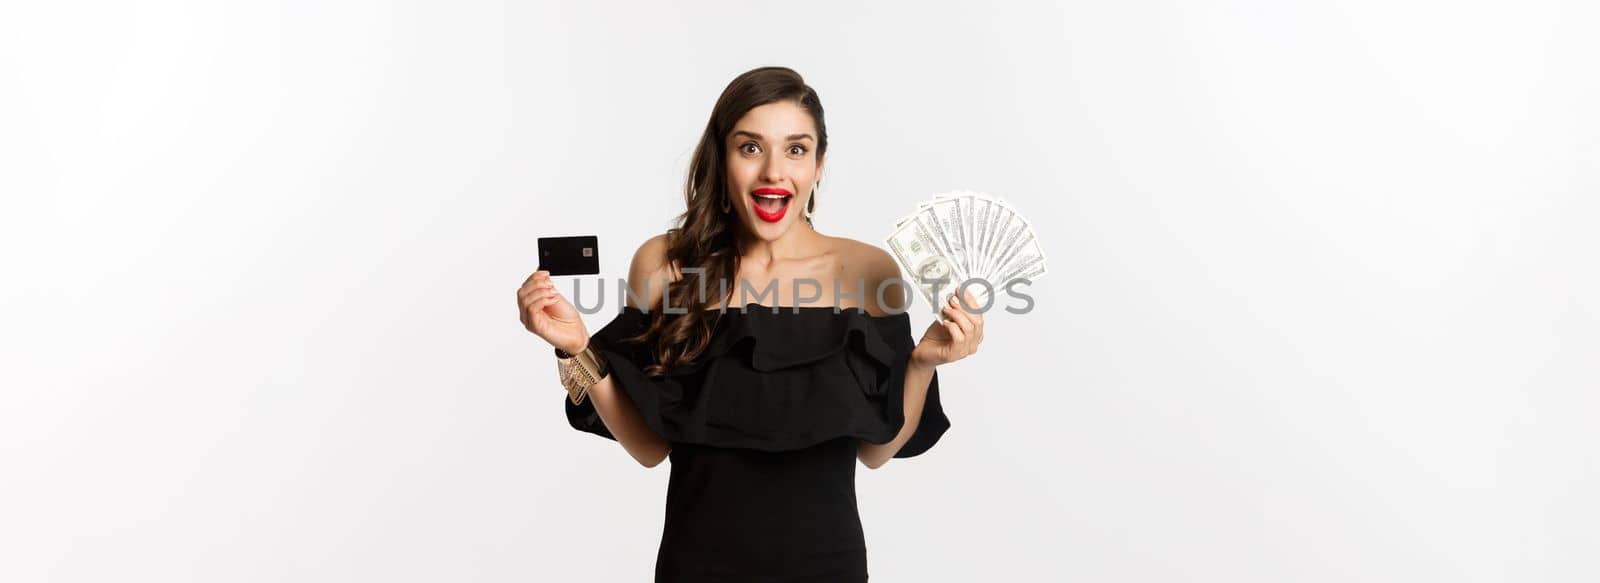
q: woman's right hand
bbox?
[518,270,590,354]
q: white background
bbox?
[3,1,1596,581]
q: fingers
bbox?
[942,319,966,350]
[963,290,984,353]
[941,289,984,358]
[522,290,557,319]
[518,270,568,337]
[518,271,556,302]
[521,285,555,304]
[942,295,975,339]
[959,288,985,326]
[519,280,556,302]
[519,277,559,311]
[530,293,556,312]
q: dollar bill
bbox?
[934,192,974,277]
[986,206,1028,280]
[972,197,998,277]
[917,200,968,277]
[969,195,991,277]
[886,216,987,311]
[994,238,1047,287]
[888,190,1043,313]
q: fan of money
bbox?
[885,190,1047,313]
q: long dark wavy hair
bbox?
[626,66,829,377]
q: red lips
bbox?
[750,187,794,223]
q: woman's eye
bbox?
[787,145,807,156]
[741,142,760,154]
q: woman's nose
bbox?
[761,154,784,182]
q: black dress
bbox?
[565,303,951,582]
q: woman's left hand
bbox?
[911,289,986,369]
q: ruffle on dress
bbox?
[564,304,950,458]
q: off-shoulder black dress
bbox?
[565,304,951,582]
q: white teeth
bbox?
[752,192,791,213]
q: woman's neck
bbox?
[738,222,826,268]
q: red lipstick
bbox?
[750,187,794,223]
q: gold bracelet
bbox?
[556,344,610,405]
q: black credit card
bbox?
[537,235,600,276]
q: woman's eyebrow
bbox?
[730,130,815,142]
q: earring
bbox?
[805,181,818,221]
[806,178,819,217]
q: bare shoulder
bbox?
[626,232,675,309]
[828,236,907,316]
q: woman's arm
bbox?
[851,243,982,468]
[582,233,676,468]
[857,359,937,469]
[528,233,675,467]
[855,244,935,469]
[576,368,671,467]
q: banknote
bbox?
[886,190,1045,313]
[886,217,968,309]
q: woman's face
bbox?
[724,100,824,240]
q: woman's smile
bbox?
[751,186,794,222]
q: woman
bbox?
[517,66,985,582]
